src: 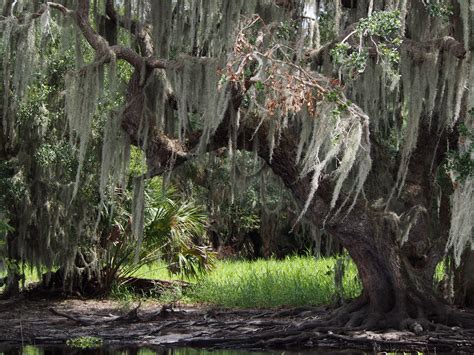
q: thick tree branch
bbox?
[310,33,466,67]
[45,2,72,15]
[402,36,467,61]
[138,86,344,232]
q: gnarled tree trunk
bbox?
[256,118,468,330]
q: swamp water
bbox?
[0,345,366,355]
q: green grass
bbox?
[3,256,363,309]
[1,256,451,310]
[127,256,362,308]
[188,256,361,308]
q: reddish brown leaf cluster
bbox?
[225,16,330,120]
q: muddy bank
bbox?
[1,298,473,353]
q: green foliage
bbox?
[0,218,13,235]
[330,44,369,77]
[377,42,401,65]
[170,245,216,278]
[66,336,103,349]
[325,89,343,102]
[34,142,76,176]
[129,146,148,177]
[275,20,299,41]
[445,123,474,183]
[424,1,454,22]
[318,12,336,44]
[330,10,401,80]
[254,80,265,92]
[446,150,474,183]
[324,89,350,117]
[99,176,214,291]
[178,152,263,249]
[331,43,351,66]
[145,180,215,278]
[356,10,401,37]
[233,206,260,232]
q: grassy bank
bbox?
[132,256,362,308]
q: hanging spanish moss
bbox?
[99,109,131,200]
[388,42,466,199]
[292,101,371,222]
[167,56,229,145]
[1,14,38,145]
[447,47,474,266]
[65,65,100,198]
[448,177,474,266]
[131,175,145,260]
[12,22,36,105]
[334,0,342,36]
[1,17,15,138]
[399,0,408,36]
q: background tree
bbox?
[0,16,211,296]
[176,152,329,259]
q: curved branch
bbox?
[45,2,72,15]
[402,36,467,61]
[43,2,162,70]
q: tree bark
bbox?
[454,250,474,308]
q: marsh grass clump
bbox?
[66,336,103,349]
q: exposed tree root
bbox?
[166,298,474,351]
[433,307,474,329]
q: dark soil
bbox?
[1,296,473,353]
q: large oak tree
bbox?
[1,0,473,333]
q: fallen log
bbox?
[49,302,141,325]
[48,302,186,325]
